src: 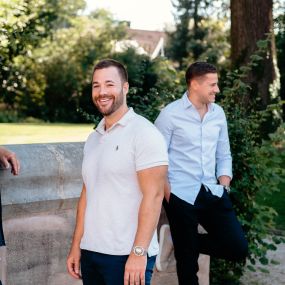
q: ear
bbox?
[190,79,199,90]
[123,82,129,95]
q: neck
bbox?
[104,104,129,130]
[188,92,208,111]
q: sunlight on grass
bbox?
[0,123,95,145]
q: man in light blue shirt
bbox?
[155,62,248,284]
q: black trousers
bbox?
[163,185,248,285]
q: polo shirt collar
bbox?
[182,91,215,112]
[96,107,135,134]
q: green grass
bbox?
[0,123,94,145]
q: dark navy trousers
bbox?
[80,249,156,285]
[163,185,248,285]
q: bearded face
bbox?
[92,67,128,117]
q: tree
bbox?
[208,39,285,285]
[275,13,285,119]
[166,0,211,68]
[39,10,127,122]
[0,0,85,114]
[230,0,279,108]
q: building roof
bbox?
[126,28,167,57]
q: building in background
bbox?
[114,27,167,60]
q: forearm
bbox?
[67,184,86,279]
[70,185,86,249]
[133,192,163,249]
[133,165,167,250]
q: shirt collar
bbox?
[182,91,215,112]
[182,91,193,109]
[96,107,135,134]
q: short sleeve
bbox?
[134,124,168,172]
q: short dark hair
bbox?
[92,59,128,83]
[185,62,217,86]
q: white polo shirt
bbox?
[80,108,168,256]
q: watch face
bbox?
[135,247,143,255]
[133,246,145,256]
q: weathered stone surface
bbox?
[1,143,83,285]
[0,143,210,285]
[0,143,84,206]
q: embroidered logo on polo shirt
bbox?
[115,145,119,151]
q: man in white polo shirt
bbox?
[67,59,168,285]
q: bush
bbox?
[209,40,285,283]
[0,109,22,123]
[126,39,285,284]
[80,49,183,124]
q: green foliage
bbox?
[166,0,230,69]
[166,0,210,67]
[210,39,285,283]
[0,3,128,122]
[0,0,85,109]
[0,109,21,122]
[82,48,182,124]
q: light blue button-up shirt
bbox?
[155,92,232,205]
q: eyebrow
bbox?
[92,80,115,85]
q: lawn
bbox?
[0,123,94,145]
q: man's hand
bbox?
[0,146,20,175]
[66,246,82,279]
[218,175,231,187]
[124,254,147,285]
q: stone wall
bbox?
[0,143,209,285]
[1,143,83,285]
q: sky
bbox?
[85,0,174,31]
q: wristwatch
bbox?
[224,186,231,193]
[132,246,147,256]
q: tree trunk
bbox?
[230,0,278,107]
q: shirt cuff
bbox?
[216,168,233,180]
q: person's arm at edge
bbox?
[0,146,20,175]
[124,165,167,285]
[66,183,86,279]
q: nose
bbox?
[99,86,107,95]
[215,85,220,93]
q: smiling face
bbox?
[191,73,220,104]
[92,66,129,117]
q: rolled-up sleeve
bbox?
[216,111,233,179]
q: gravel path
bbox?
[240,240,285,285]
[152,239,285,285]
